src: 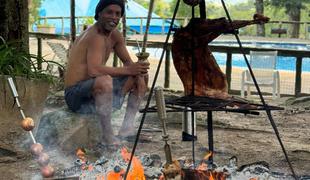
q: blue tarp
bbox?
[36,0,174,34]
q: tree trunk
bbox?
[0,0,29,53]
[288,7,301,38]
[255,0,265,36]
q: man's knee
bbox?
[93,75,113,94]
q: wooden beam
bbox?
[295,57,302,96]
[226,52,232,92]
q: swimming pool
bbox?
[210,41,310,72]
[130,41,310,72]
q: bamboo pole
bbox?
[141,0,155,53]
[70,0,76,42]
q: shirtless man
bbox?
[64,0,149,145]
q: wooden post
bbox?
[162,18,165,35]
[61,17,64,35]
[295,57,302,96]
[164,48,171,88]
[226,52,232,92]
[70,0,76,42]
[37,37,42,70]
[140,18,143,34]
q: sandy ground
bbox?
[0,38,308,179]
[0,90,309,179]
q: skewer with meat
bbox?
[172,14,269,99]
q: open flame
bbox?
[120,147,145,180]
[75,147,145,180]
[161,151,227,180]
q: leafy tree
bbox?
[266,0,309,38]
[29,0,43,26]
[135,0,171,17]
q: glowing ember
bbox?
[76,148,87,163]
[120,147,145,180]
[65,147,146,179]
[162,151,227,180]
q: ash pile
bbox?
[51,149,307,180]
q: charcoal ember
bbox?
[114,165,122,173]
[150,154,162,167]
[141,154,162,167]
[74,158,88,166]
[95,156,108,165]
[237,161,269,172]
[144,167,162,179]
[228,156,238,167]
[62,166,81,177]
[141,154,154,166]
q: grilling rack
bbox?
[140,95,284,163]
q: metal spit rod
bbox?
[7,77,37,144]
[154,86,173,165]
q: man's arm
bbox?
[112,30,134,66]
[86,34,148,77]
[86,35,128,77]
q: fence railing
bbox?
[29,32,310,96]
[36,16,310,38]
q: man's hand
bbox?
[126,61,150,76]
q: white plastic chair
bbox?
[241,51,280,99]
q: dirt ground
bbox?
[0,90,309,179]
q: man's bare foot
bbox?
[118,128,136,138]
[102,135,121,145]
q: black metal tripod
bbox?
[124,1,298,179]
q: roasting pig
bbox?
[172,14,269,98]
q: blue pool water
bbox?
[212,53,310,72]
[131,42,310,72]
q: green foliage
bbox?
[154,0,171,17]
[135,0,171,17]
[133,0,310,36]
[0,37,63,82]
[81,17,94,25]
[29,0,43,26]
[265,0,307,13]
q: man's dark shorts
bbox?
[64,76,128,114]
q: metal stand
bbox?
[141,95,284,166]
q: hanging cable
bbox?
[220,0,297,179]
[123,0,182,179]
